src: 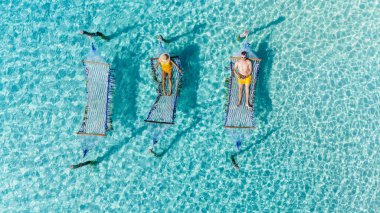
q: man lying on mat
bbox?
[233,51,253,110]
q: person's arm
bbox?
[154,60,160,70]
[171,60,182,74]
[233,62,239,77]
[234,62,245,79]
[248,61,253,76]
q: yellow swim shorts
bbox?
[237,75,252,85]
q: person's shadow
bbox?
[252,16,285,34]
[228,126,279,170]
[255,34,274,124]
[178,44,201,113]
[112,46,141,122]
[150,114,201,158]
[164,23,206,43]
[150,44,202,157]
[107,24,142,40]
[231,126,280,158]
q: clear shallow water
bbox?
[1,0,380,211]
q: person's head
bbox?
[159,53,170,63]
[241,51,247,59]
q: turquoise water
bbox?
[1,0,380,211]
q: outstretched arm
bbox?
[233,62,238,77]
[171,60,182,74]
[248,61,253,76]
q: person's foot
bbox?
[168,90,172,96]
[80,30,92,38]
[239,30,249,38]
[233,164,240,171]
[157,35,163,42]
[230,156,240,171]
[148,148,159,157]
[163,91,167,96]
[246,103,253,110]
[237,101,241,107]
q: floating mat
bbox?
[224,48,261,129]
[77,45,114,136]
[145,56,183,124]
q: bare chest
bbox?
[237,60,250,70]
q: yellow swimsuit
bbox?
[237,75,252,85]
[160,60,172,74]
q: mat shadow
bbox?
[96,126,146,163]
[95,45,143,164]
[112,46,141,122]
[177,44,201,113]
[255,34,274,124]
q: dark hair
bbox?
[241,51,247,56]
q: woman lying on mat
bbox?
[154,53,182,96]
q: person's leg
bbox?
[158,35,169,43]
[148,148,159,157]
[158,35,163,42]
[230,155,239,171]
[245,83,252,109]
[237,83,243,106]
[96,32,110,41]
[168,72,172,96]
[237,30,249,42]
[70,160,95,169]
[162,71,167,96]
